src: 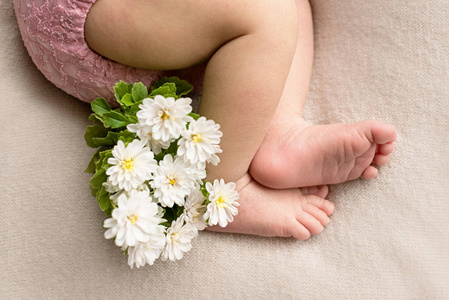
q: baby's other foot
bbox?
[206,174,334,240]
[249,113,397,189]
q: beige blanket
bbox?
[2,0,448,298]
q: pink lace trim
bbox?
[13,0,204,105]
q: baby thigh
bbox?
[85,0,298,71]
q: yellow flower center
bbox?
[161,111,170,120]
[215,196,228,208]
[127,215,138,224]
[192,133,202,143]
[121,158,135,171]
[171,232,180,243]
[168,175,176,185]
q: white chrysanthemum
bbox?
[204,179,239,227]
[182,189,207,232]
[106,140,157,191]
[136,95,192,142]
[104,181,150,205]
[185,161,207,184]
[104,190,164,248]
[161,219,197,261]
[127,123,172,154]
[127,227,166,269]
[150,155,196,208]
[177,117,223,166]
[103,180,121,194]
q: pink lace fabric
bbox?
[13,0,204,105]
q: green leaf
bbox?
[188,112,200,121]
[96,187,112,216]
[103,111,132,129]
[91,130,135,149]
[96,186,107,202]
[88,113,103,124]
[91,98,111,116]
[152,76,193,97]
[98,194,110,210]
[96,149,113,171]
[84,149,101,174]
[121,93,133,107]
[163,206,175,226]
[164,139,179,155]
[131,82,149,102]
[89,168,107,190]
[128,102,142,116]
[127,115,138,124]
[98,190,110,208]
[118,136,135,144]
[116,130,136,143]
[90,187,99,198]
[92,131,118,147]
[149,83,177,98]
[200,184,209,199]
[113,81,131,102]
[84,125,108,148]
[176,205,184,218]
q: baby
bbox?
[17,0,396,240]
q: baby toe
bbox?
[373,154,390,166]
[361,165,378,179]
[299,185,329,198]
[367,121,397,144]
[296,210,324,235]
[287,220,311,240]
[303,203,330,226]
[377,142,395,155]
[304,195,335,216]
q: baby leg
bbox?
[85,0,334,239]
[250,0,397,189]
[86,0,297,182]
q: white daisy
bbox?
[103,180,121,194]
[177,116,223,166]
[182,189,207,232]
[136,95,192,142]
[150,154,196,208]
[161,219,197,262]
[185,161,207,184]
[127,227,166,269]
[127,123,172,154]
[204,179,239,227]
[106,140,157,191]
[104,190,164,248]
[104,181,150,205]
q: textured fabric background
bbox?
[2,0,448,299]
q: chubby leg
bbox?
[86,0,334,239]
[249,0,397,189]
[86,0,297,183]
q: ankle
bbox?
[268,111,310,136]
[233,173,253,192]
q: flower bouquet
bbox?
[84,77,239,268]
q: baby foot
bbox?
[206,174,335,240]
[299,185,329,199]
[249,113,397,189]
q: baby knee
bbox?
[245,0,298,49]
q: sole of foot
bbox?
[250,115,397,189]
